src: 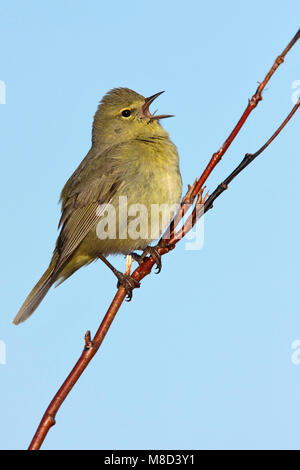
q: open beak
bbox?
[140,91,174,121]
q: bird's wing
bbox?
[53,145,126,274]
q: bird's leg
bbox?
[98,254,140,301]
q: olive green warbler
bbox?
[14,88,182,324]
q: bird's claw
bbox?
[116,271,140,301]
[131,246,162,273]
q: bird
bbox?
[13,88,182,325]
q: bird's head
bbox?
[92,87,173,146]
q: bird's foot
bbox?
[116,271,140,301]
[131,245,162,273]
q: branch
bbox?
[28,30,299,450]
[172,98,300,243]
[204,99,300,214]
[167,27,300,239]
[191,27,300,196]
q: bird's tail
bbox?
[13,252,59,325]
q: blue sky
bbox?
[0,0,299,450]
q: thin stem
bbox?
[171,100,300,244]
[191,28,300,198]
[167,28,299,240]
[28,287,127,450]
[204,99,300,213]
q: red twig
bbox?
[168,28,300,240]
[28,287,128,450]
[191,27,300,196]
[169,29,300,243]
[202,99,300,214]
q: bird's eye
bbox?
[121,109,131,118]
